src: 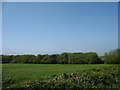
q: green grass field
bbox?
[2,64,119,89]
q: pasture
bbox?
[2,64,119,89]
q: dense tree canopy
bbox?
[2,52,104,64]
[103,49,120,64]
[2,55,13,63]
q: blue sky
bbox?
[2,2,118,56]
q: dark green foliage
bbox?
[67,52,103,64]
[36,54,44,64]
[59,53,69,64]
[2,49,120,64]
[2,55,13,63]
[2,77,15,88]
[48,54,58,64]
[84,52,104,64]
[103,49,120,64]
[2,52,103,64]
[40,54,50,64]
[12,55,36,64]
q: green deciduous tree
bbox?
[104,49,120,64]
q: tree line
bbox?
[1,49,120,64]
[2,52,103,64]
[101,49,120,64]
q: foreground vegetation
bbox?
[2,64,119,89]
[2,49,120,89]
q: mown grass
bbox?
[2,64,119,89]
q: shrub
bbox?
[103,49,120,64]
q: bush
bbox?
[2,55,13,63]
[103,49,120,64]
